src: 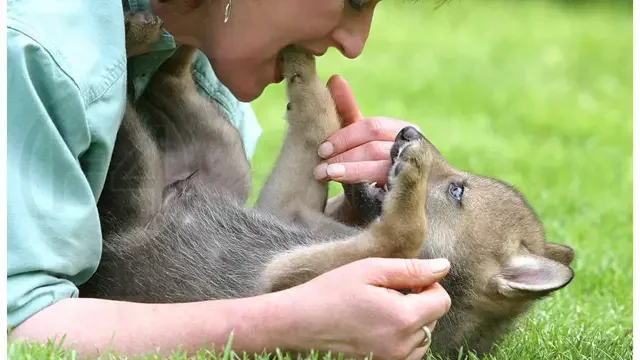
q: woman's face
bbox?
[157,0,380,102]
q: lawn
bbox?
[8,0,632,359]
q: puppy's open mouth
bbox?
[346,126,425,222]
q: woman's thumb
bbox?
[362,258,451,290]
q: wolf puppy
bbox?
[79,13,575,359]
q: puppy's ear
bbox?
[544,242,575,266]
[493,254,574,299]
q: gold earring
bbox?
[224,0,232,22]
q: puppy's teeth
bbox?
[384,184,389,192]
[369,182,378,188]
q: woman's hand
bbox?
[271,257,452,360]
[313,75,420,185]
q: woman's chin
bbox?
[233,90,258,103]
[234,86,265,102]
[223,79,261,102]
[231,77,283,102]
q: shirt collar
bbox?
[125,0,150,12]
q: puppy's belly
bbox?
[160,143,251,203]
[163,149,199,187]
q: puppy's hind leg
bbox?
[97,10,168,233]
[124,11,164,57]
[261,136,433,293]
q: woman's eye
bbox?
[348,0,364,11]
[448,183,464,202]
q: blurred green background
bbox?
[249,0,632,358]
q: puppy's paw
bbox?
[279,45,316,83]
[125,11,163,27]
[387,126,432,191]
[380,127,431,227]
[125,11,164,50]
[278,45,340,140]
[388,145,430,193]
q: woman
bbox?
[7,0,452,359]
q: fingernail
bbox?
[429,259,450,274]
[318,142,334,158]
[327,164,346,178]
[314,163,328,180]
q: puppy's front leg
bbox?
[255,46,342,229]
[262,136,432,293]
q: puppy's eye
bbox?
[286,102,292,111]
[448,182,464,202]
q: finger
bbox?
[407,344,430,360]
[327,74,362,127]
[357,258,451,289]
[406,321,437,360]
[318,117,414,159]
[324,141,392,165]
[313,160,391,185]
[426,320,437,332]
[405,283,452,327]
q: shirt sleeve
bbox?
[7,28,103,329]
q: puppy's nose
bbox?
[398,126,422,142]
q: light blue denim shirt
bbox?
[7,0,262,329]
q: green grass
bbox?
[8,0,632,359]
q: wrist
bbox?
[232,288,312,354]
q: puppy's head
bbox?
[388,126,575,312]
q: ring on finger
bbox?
[419,325,432,348]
